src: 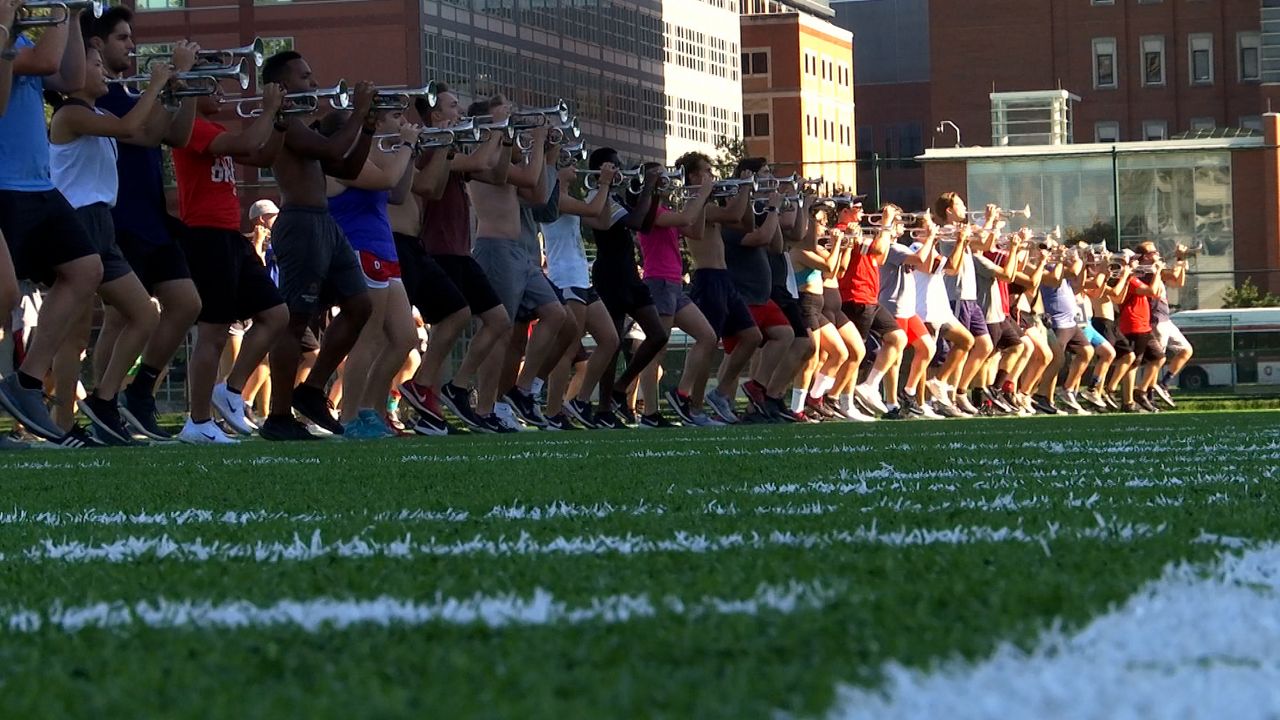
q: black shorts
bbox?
[0,189,98,286]
[594,270,654,318]
[1095,318,1130,355]
[272,207,366,316]
[393,233,469,324]
[553,283,600,306]
[990,319,1022,351]
[1053,325,1089,355]
[842,301,898,341]
[690,268,755,340]
[1125,331,1163,364]
[431,253,503,316]
[798,292,830,331]
[74,203,133,284]
[180,226,283,324]
[771,287,809,335]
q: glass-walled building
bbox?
[923,136,1262,310]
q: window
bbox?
[136,0,184,9]
[1095,121,1120,143]
[1241,116,1263,132]
[1189,34,1213,85]
[1239,32,1261,82]
[1090,0,1113,4]
[856,126,873,158]
[1093,38,1117,89]
[1190,117,1215,131]
[1142,120,1168,141]
[1141,36,1165,86]
[742,51,768,76]
[744,112,770,137]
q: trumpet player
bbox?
[839,204,907,417]
[45,44,171,444]
[0,0,109,446]
[169,75,290,444]
[936,195,996,415]
[1033,244,1094,415]
[1116,245,1165,413]
[1151,242,1193,407]
[85,8,204,440]
[257,50,377,440]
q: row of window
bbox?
[664,23,739,81]
[804,115,852,145]
[802,51,851,87]
[1092,32,1260,89]
[1094,116,1264,142]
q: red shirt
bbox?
[839,246,880,305]
[1118,276,1152,335]
[172,118,241,231]
[420,161,471,256]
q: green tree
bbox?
[712,134,747,179]
[1222,277,1280,308]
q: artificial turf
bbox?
[0,410,1276,718]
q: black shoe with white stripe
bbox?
[55,424,107,449]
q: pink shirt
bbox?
[638,206,683,282]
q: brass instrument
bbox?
[376,127,460,153]
[13,0,101,28]
[132,38,265,70]
[372,84,440,111]
[224,81,351,118]
[511,99,572,127]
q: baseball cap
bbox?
[248,199,280,220]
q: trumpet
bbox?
[751,192,800,213]
[371,84,440,111]
[376,127,458,153]
[465,116,518,143]
[511,99,572,127]
[225,81,351,118]
[559,141,588,165]
[755,173,800,191]
[676,178,758,199]
[132,38,266,70]
[1175,241,1204,259]
[548,117,582,144]
[578,168,640,191]
[651,166,684,192]
[107,59,253,100]
[13,0,101,28]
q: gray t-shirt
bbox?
[877,243,916,319]
[724,227,773,305]
[971,253,1006,324]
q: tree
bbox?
[1222,277,1280,308]
[712,134,747,179]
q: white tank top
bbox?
[50,104,118,209]
[541,214,590,290]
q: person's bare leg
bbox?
[363,283,417,413]
[413,307,470,390]
[574,301,619,404]
[227,305,287,394]
[546,301,587,417]
[51,307,92,431]
[138,278,202,382]
[451,306,510,391]
[639,316,675,416]
[518,301,566,391]
[20,255,103,382]
[188,322,231,422]
[675,304,718,409]
[337,287,388,424]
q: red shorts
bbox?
[895,315,929,345]
[358,250,401,288]
[749,300,790,330]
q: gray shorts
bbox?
[75,203,133,284]
[473,236,560,322]
[272,207,366,316]
[644,277,691,317]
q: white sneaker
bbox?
[705,389,739,424]
[493,401,524,431]
[926,379,952,405]
[178,418,239,445]
[920,402,943,419]
[212,383,254,435]
[854,383,887,416]
[843,405,877,422]
[687,412,726,427]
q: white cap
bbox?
[248,199,280,220]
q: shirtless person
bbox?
[674,151,764,424]
[257,51,375,441]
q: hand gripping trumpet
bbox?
[132,38,266,70]
[376,127,460,153]
[224,81,352,118]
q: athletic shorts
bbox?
[271,206,366,316]
[0,189,98,286]
[749,300,792,332]
[843,301,899,341]
[953,299,989,337]
[74,203,132,284]
[392,233,469,324]
[690,268,755,341]
[1082,323,1107,348]
[822,286,842,323]
[473,236,559,322]
[771,288,808,336]
[1054,325,1089,355]
[798,292,830,330]
[595,271,654,318]
[1094,317,1131,355]
[357,249,401,289]
[644,277,692,317]
[895,315,929,345]
[432,253,504,317]
[180,226,284,324]
[554,283,599,306]
[1125,331,1163,364]
[1153,319,1191,353]
[989,319,1022,351]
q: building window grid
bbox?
[1189,34,1214,85]
[1093,38,1117,89]
[1141,36,1165,86]
[1239,32,1261,82]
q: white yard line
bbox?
[0,580,841,633]
[828,542,1280,720]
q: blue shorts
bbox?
[1082,323,1106,347]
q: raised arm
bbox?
[206,83,285,164]
[410,146,452,201]
[508,126,548,190]
[285,80,374,165]
[561,166,616,219]
[656,180,713,228]
[12,11,70,80]
[52,63,172,143]
[0,0,18,115]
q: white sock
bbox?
[790,389,806,413]
[811,373,835,398]
[863,368,886,388]
[904,387,916,398]
[531,378,545,396]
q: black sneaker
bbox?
[411,412,450,437]
[504,387,547,428]
[54,424,107,449]
[639,412,678,429]
[594,409,625,429]
[1121,402,1145,414]
[1135,393,1159,413]
[79,394,138,445]
[565,398,598,429]
[0,375,62,440]
[664,389,696,425]
[118,387,173,441]
[440,382,483,429]
[1102,391,1121,412]
[1152,383,1176,409]
[881,406,905,420]
[1030,394,1059,415]
[260,415,322,441]
[981,387,1013,415]
[611,391,637,426]
[900,393,926,417]
[291,384,344,435]
[544,413,578,431]
[475,413,517,434]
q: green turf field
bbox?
[1,410,1277,718]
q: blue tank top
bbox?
[328,186,396,262]
[794,265,823,288]
[0,37,55,192]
